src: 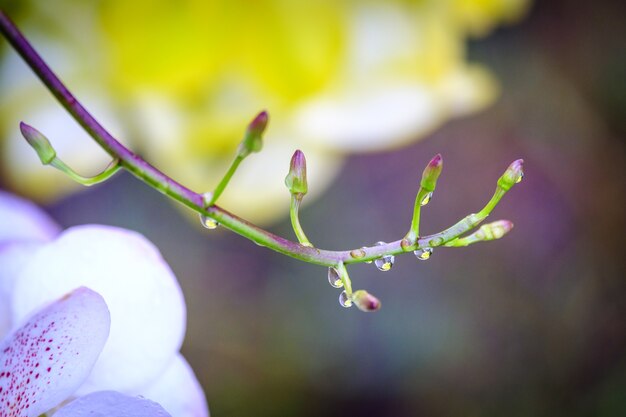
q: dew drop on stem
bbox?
[374,241,394,271]
[327,267,343,288]
[420,191,433,206]
[414,247,433,260]
[199,214,219,229]
[339,290,353,308]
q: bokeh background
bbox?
[1,1,625,416]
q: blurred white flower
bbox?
[0,190,61,244]
[0,192,209,417]
[0,190,60,340]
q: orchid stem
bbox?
[289,195,312,246]
[206,155,244,206]
[50,158,121,186]
[405,187,429,243]
[0,10,521,269]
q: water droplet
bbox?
[516,172,524,183]
[199,214,219,229]
[375,256,394,271]
[339,290,352,308]
[327,267,343,288]
[373,241,394,271]
[350,249,366,259]
[420,192,433,206]
[361,247,372,264]
[414,247,433,261]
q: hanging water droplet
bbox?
[373,241,394,271]
[420,191,433,206]
[361,247,372,264]
[327,267,343,288]
[414,247,433,261]
[375,256,394,271]
[199,214,219,229]
[338,290,353,308]
[516,172,524,183]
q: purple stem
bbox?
[0,10,512,268]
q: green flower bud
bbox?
[237,110,268,158]
[497,159,524,191]
[285,150,308,196]
[352,290,381,312]
[476,220,514,241]
[420,154,443,192]
[20,122,56,165]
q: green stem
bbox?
[50,158,120,186]
[206,155,244,206]
[443,237,473,247]
[405,187,429,243]
[336,262,353,296]
[417,187,506,249]
[289,195,312,246]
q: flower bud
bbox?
[352,290,381,312]
[476,220,514,241]
[497,159,524,191]
[20,122,57,165]
[420,154,443,192]
[237,110,269,158]
[284,150,308,196]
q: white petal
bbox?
[138,354,209,417]
[0,191,60,244]
[0,287,110,417]
[11,225,186,394]
[54,391,172,417]
[0,242,45,339]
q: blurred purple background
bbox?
[2,1,626,416]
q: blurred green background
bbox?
[1,1,626,416]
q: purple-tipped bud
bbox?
[497,159,524,191]
[20,122,56,165]
[420,154,443,192]
[238,110,269,157]
[476,220,514,240]
[285,150,308,196]
[352,290,381,312]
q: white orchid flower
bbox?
[0,287,176,416]
[0,192,209,417]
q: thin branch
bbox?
[0,10,520,269]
